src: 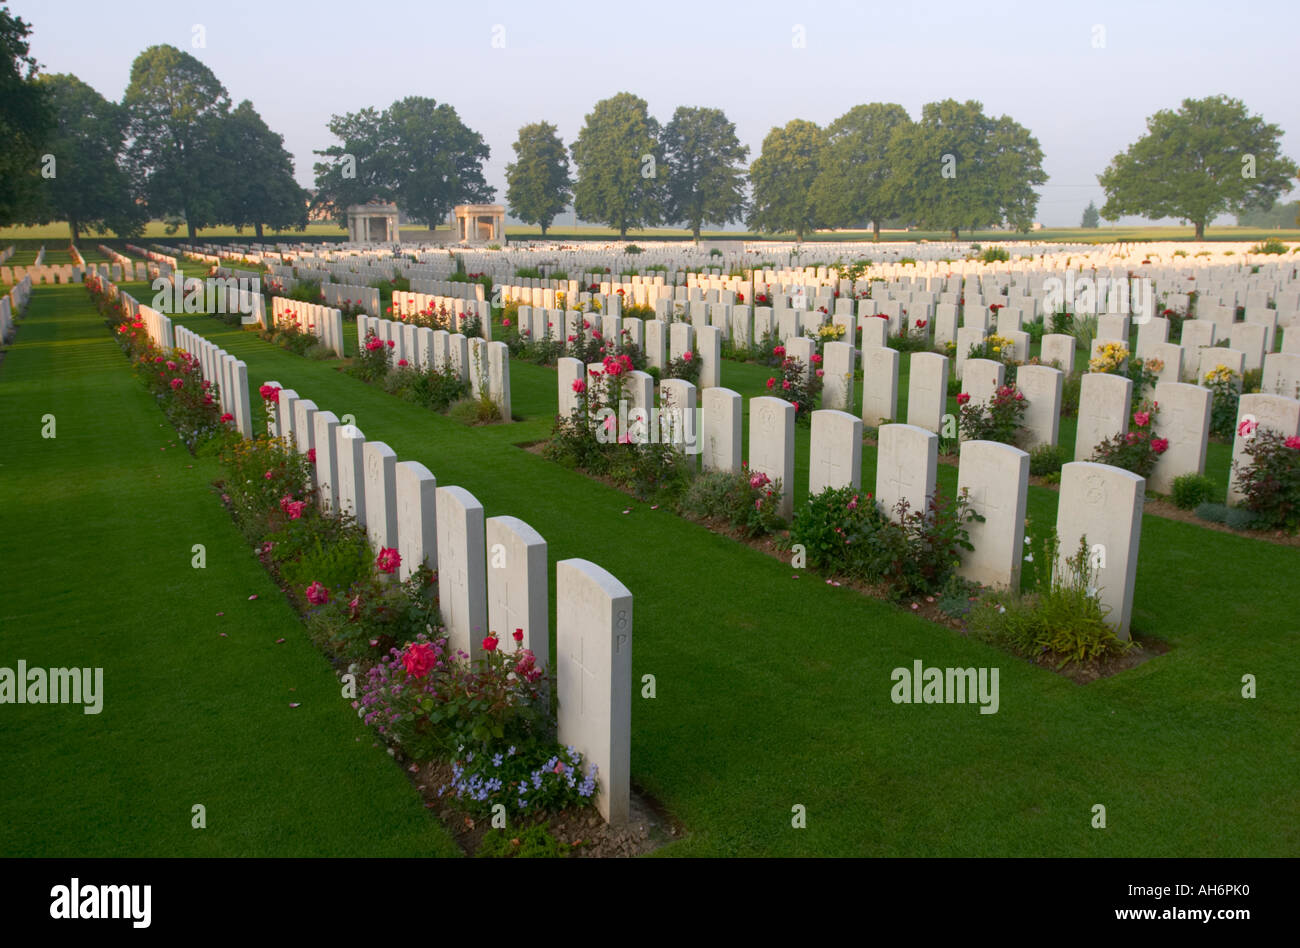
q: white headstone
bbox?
[875,423,938,521]
[435,485,489,661]
[809,409,862,494]
[1075,373,1133,462]
[701,387,742,473]
[556,558,632,826]
[362,441,399,553]
[1056,462,1144,640]
[956,440,1030,589]
[395,460,438,581]
[747,396,796,519]
[486,515,548,664]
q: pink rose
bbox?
[1133,411,1150,427]
[1238,419,1258,437]
[305,582,329,605]
[1151,438,1169,455]
[375,547,401,574]
[402,642,438,679]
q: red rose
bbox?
[956,392,971,405]
[482,634,499,652]
[402,642,438,679]
[512,628,524,643]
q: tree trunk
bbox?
[873,220,880,243]
[188,219,197,241]
[1194,220,1205,240]
[619,226,628,240]
[796,225,804,243]
[69,220,80,245]
[540,222,548,237]
[693,224,701,243]
[255,222,264,239]
[951,227,959,240]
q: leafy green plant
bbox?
[1232,427,1300,532]
[476,823,571,858]
[1170,473,1216,509]
[1029,443,1067,477]
[1090,400,1167,478]
[676,468,786,536]
[957,384,1027,445]
[968,535,1126,666]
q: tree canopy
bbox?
[808,103,912,240]
[33,73,145,240]
[888,99,1046,238]
[213,100,308,238]
[314,96,493,228]
[1099,95,1298,239]
[0,6,52,226]
[505,121,572,236]
[747,119,825,241]
[661,106,749,241]
[123,44,231,240]
[570,92,663,239]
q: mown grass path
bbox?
[0,287,459,857]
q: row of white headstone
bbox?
[264,382,632,824]
[172,325,253,438]
[271,297,346,356]
[321,282,381,317]
[357,315,512,419]
[391,290,494,338]
[1,275,32,342]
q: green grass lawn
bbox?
[158,309,1300,857]
[0,287,460,857]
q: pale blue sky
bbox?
[13,0,1300,226]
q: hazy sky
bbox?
[13,0,1300,227]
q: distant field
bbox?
[2,221,1298,247]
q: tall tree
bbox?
[661,105,749,242]
[887,99,1046,239]
[313,97,492,228]
[1081,200,1101,228]
[1098,96,1298,239]
[123,45,231,240]
[747,119,824,241]
[32,74,145,241]
[213,100,308,238]
[570,92,663,239]
[505,121,572,236]
[0,6,52,226]
[808,103,912,241]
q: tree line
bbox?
[2,7,1295,244]
[1,11,306,242]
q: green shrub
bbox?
[1029,444,1067,477]
[1194,502,1230,524]
[784,485,980,598]
[1060,372,1082,417]
[476,824,571,859]
[967,536,1126,666]
[980,246,1010,263]
[1225,507,1263,531]
[1232,427,1300,531]
[676,468,785,536]
[1250,237,1288,255]
[1170,473,1216,509]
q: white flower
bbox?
[1023,553,1034,563]
[998,605,1007,614]
[1086,586,1098,598]
[1024,537,1031,545]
